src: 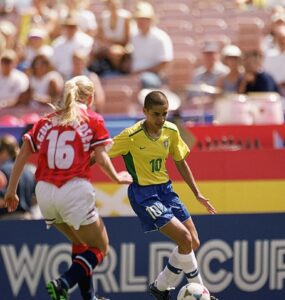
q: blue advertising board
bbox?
[0,118,137,142]
[0,214,284,300]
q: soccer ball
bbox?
[177,283,211,300]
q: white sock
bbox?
[183,250,203,285]
[155,247,183,291]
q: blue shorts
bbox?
[128,181,191,233]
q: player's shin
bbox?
[60,247,104,291]
[72,243,95,300]
[183,250,203,285]
[155,246,183,291]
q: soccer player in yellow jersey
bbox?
[108,91,218,300]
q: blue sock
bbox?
[72,244,95,300]
[61,246,104,291]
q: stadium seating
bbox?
[102,84,137,116]
[165,54,196,94]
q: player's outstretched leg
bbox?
[46,279,69,300]
[72,243,96,300]
[47,246,104,300]
[148,282,171,300]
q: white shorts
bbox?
[35,178,99,230]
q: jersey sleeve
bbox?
[169,128,190,161]
[108,128,130,158]
[23,119,46,153]
[90,115,112,150]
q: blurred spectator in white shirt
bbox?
[130,1,173,88]
[0,49,29,108]
[265,1,285,8]
[51,13,94,79]
[0,0,20,29]
[264,24,285,95]
[88,0,132,78]
[262,8,285,56]
[18,0,58,38]
[69,50,105,113]
[55,0,97,38]
[28,54,64,106]
[97,0,131,47]
[217,44,244,94]
[0,20,17,49]
[20,27,53,69]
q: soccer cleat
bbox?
[148,282,171,300]
[94,296,110,300]
[210,296,219,300]
[46,279,69,300]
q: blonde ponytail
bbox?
[53,76,95,126]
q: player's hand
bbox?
[89,151,96,166]
[116,171,133,184]
[0,199,5,208]
[4,193,19,213]
[244,72,255,83]
[196,194,217,215]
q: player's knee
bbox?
[178,232,193,253]
[89,236,109,256]
[192,237,200,251]
[94,241,109,257]
[102,244,109,256]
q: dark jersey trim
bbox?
[162,125,177,132]
[129,128,143,137]
[123,152,138,183]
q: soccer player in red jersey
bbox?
[4,75,132,300]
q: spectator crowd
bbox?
[0,0,285,118]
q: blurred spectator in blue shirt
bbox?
[0,134,37,220]
[238,49,280,94]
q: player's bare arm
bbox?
[174,159,217,214]
[4,140,32,213]
[94,145,132,184]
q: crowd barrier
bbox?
[188,123,285,150]
[1,123,285,216]
[1,121,284,150]
[0,214,284,300]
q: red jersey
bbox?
[24,107,112,187]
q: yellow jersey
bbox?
[108,120,189,185]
